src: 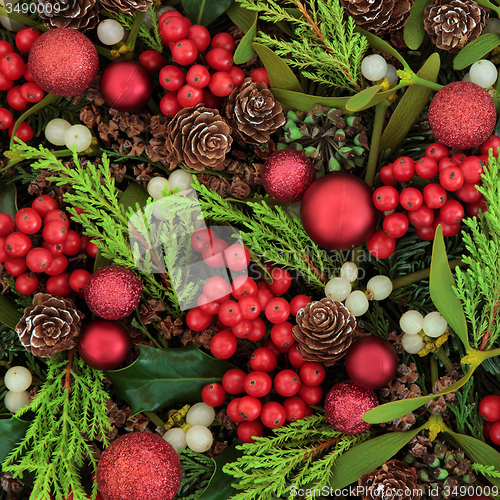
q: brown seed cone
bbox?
[99,0,152,15]
[423,0,489,53]
[340,0,414,35]
[292,298,355,366]
[15,293,84,358]
[34,0,99,31]
[166,104,233,171]
[224,78,285,145]
[358,459,421,500]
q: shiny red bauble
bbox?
[77,319,132,371]
[99,59,153,112]
[28,28,98,97]
[300,173,377,250]
[345,336,398,390]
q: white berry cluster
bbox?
[400,310,448,354]
[361,54,398,86]
[4,365,32,413]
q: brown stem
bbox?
[480,302,500,351]
[303,437,341,460]
[63,349,74,391]
[302,252,328,284]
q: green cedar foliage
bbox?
[236,0,368,93]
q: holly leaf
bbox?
[0,295,22,330]
[182,0,234,27]
[106,344,235,414]
[0,417,29,464]
[0,179,17,218]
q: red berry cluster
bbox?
[0,196,95,296]
[480,394,500,445]
[0,28,45,142]
[367,137,497,259]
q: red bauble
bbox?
[261,149,316,203]
[428,82,496,150]
[324,380,378,435]
[345,336,398,390]
[300,173,377,250]
[77,319,132,371]
[28,28,98,97]
[100,60,153,112]
[97,432,181,500]
[84,265,143,320]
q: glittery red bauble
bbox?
[324,381,378,435]
[99,60,153,112]
[84,265,143,320]
[97,432,181,500]
[300,173,377,250]
[345,336,398,390]
[429,81,496,150]
[261,149,316,203]
[28,28,98,97]
[77,319,132,371]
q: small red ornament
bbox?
[28,28,98,97]
[99,60,153,112]
[84,265,143,320]
[261,149,316,203]
[77,319,132,371]
[428,81,496,150]
[97,432,182,500]
[324,380,378,435]
[300,173,377,250]
[345,336,398,390]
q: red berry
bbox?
[201,88,221,108]
[160,92,182,117]
[15,272,38,295]
[26,247,53,273]
[46,272,71,297]
[250,347,277,372]
[177,84,204,107]
[244,371,272,398]
[299,362,326,386]
[224,244,250,271]
[159,65,185,92]
[399,187,423,211]
[187,24,211,52]
[202,383,226,407]
[197,294,221,316]
[232,275,258,300]
[0,213,15,237]
[490,421,500,446]
[256,287,274,309]
[31,195,58,217]
[246,317,266,342]
[408,203,434,229]
[266,265,292,295]
[0,107,13,130]
[4,257,27,276]
[139,50,167,72]
[15,207,42,234]
[227,398,244,423]
[227,65,245,87]
[186,64,211,89]
[202,238,228,267]
[211,32,235,53]
[62,230,82,256]
[186,306,213,331]
[222,368,246,395]
[439,166,464,191]
[218,300,243,327]
[5,232,31,257]
[44,254,68,276]
[480,135,500,157]
[68,269,91,293]
[203,276,231,303]
[425,142,448,163]
[456,182,482,203]
[439,199,464,225]
[86,240,99,258]
[288,344,306,370]
[372,186,399,212]
[208,71,234,97]
[383,212,409,238]
[43,220,68,244]
[460,156,485,184]
[237,419,263,443]
[367,230,396,259]
[232,319,253,339]
[260,401,286,429]
[15,27,40,54]
[237,395,262,421]
[210,329,237,359]
[391,156,415,182]
[274,369,301,397]
[298,384,323,405]
[171,39,198,66]
[379,164,396,186]
[283,396,306,422]
[415,156,438,179]
[289,295,310,316]
[466,196,488,217]
[451,152,466,166]
[265,297,290,324]
[479,395,500,422]
[423,183,447,209]
[205,47,233,72]
[270,321,295,352]
[160,16,189,44]
[438,157,455,172]
[238,295,261,320]
[251,67,270,87]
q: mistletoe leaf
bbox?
[0,179,17,218]
[181,0,234,27]
[106,344,235,414]
[453,32,500,70]
[233,11,258,64]
[346,84,382,112]
[0,417,29,464]
[226,1,257,32]
[403,0,432,50]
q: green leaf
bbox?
[430,225,469,348]
[0,417,29,464]
[328,425,424,490]
[252,43,304,93]
[445,428,500,488]
[403,0,432,50]
[106,344,235,414]
[0,179,17,219]
[225,1,256,33]
[363,368,476,424]
[198,444,242,500]
[346,85,382,112]
[181,0,234,27]
[453,32,500,70]
[0,295,22,330]
[233,11,258,64]
[380,53,440,153]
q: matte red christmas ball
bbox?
[324,380,378,435]
[261,149,316,203]
[99,60,153,112]
[28,28,98,97]
[429,81,496,150]
[77,319,132,371]
[84,265,143,320]
[345,336,398,390]
[97,432,182,500]
[300,173,377,250]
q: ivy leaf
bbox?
[0,417,29,464]
[181,0,234,26]
[233,12,258,64]
[430,225,469,348]
[403,0,432,50]
[346,85,382,112]
[453,32,500,70]
[328,425,424,490]
[106,344,235,414]
[0,179,17,218]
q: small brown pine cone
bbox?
[423,0,489,53]
[292,298,355,366]
[99,0,152,15]
[358,459,421,500]
[34,0,99,30]
[340,0,413,35]
[224,78,285,145]
[166,104,233,171]
[16,293,84,358]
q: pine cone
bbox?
[292,298,355,366]
[15,293,84,358]
[99,0,152,15]
[166,104,233,171]
[423,0,489,53]
[224,78,285,145]
[340,0,414,35]
[34,0,99,30]
[358,459,421,500]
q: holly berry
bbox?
[479,395,500,422]
[208,71,234,97]
[25,247,53,273]
[265,297,290,324]
[367,230,396,259]
[383,212,409,238]
[260,401,286,429]
[15,272,38,295]
[202,383,226,407]
[243,371,272,398]
[372,186,399,212]
[299,362,326,386]
[218,300,243,327]
[171,39,198,66]
[237,419,263,443]
[399,187,423,212]
[423,183,447,209]
[289,295,310,316]
[425,142,448,163]
[68,269,91,293]
[391,156,415,183]
[274,369,301,397]
[283,396,306,422]
[250,347,277,372]
[439,166,464,192]
[210,329,237,359]
[222,368,246,394]
[186,306,213,331]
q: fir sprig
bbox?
[471,463,500,478]
[236,0,368,93]
[223,413,368,500]
[175,449,215,500]
[447,377,483,440]
[3,352,112,500]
